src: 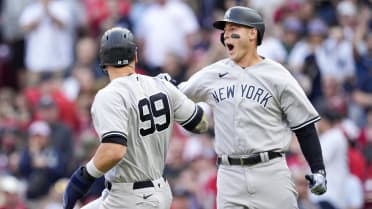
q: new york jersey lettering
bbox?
[212,85,235,102]
[212,84,272,107]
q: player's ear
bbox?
[248,28,258,44]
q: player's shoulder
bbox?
[94,84,118,102]
[91,86,116,110]
[140,73,170,86]
[210,58,232,69]
[257,58,297,86]
[262,58,287,70]
[137,74,178,95]
[193,59,230,75]
[260,58,293,76]
[95,77,131,100]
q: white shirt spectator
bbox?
[137,0,199,68]
[287,40,310,72]
[19,0,74,72]
[287,37,355,82]
[319,37,355,80]
[258,36,287,63]
[310,127,349,209]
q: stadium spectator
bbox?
[288,18,329,102]
[136,0,199,75]
[81,0,131,37]
[62,65,96,102]
[0,126,22,176]
[72,36,102,79]
[310,108,350,209]
[34,95,75,174]
[0,0,33,89]
[19,0,75,86]
[353,32,372,126]
[0,175,27,209]
[18,121,66,209]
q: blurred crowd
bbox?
[0,0,371,209]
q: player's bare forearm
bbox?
[93,143,127,172]
[63,143,125,209]
[190,113,209,134]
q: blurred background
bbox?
[0,0,371,209]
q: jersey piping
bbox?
[102,131,128,142]
[180,105,203,130]
[290,116,321,131]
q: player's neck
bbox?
[107,65,136,81]
[236,50,262,68]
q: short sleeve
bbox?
[280,75,320,130]
[91,90,128,143]
[178,69,209,103]
[162,80,201,126]
[173,3,199,34]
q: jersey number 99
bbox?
[138,92,171,136]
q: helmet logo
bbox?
[118,60,129,65]
[224,9,231,19]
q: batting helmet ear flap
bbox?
[220,32,225,46]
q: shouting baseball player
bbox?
[62,27,209,209]
[161,6,327,209]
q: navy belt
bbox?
[105,176,166,190]
[217,151,283,166]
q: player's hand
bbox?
[63,166,95,209]
[305,170,327,195]
[156,73,178,86]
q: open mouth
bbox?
[226,43,234,52]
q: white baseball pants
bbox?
[217,156,299,209]
[81,177,172,209]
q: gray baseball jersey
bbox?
[91,74,201,183]
[179,58,320,155]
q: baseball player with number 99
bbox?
[160,6,327,209]
[62,27,209,209]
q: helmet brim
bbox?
[213,20,257,30]
[213,20,226,30]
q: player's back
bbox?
[91,74,196,183]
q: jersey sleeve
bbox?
[162,80,203,129]
[280,74,320,131]
[178,69,209,102]
[91,89,128,145]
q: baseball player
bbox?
[62,27,209,209]
[161,6,327,209]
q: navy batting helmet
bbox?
[213,6,265,45]
[99,27,137,68]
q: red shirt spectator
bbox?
[81,0,131,37]
[24,86,80,133]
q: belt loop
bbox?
[259,152,269,162]
[220,155,230,165]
